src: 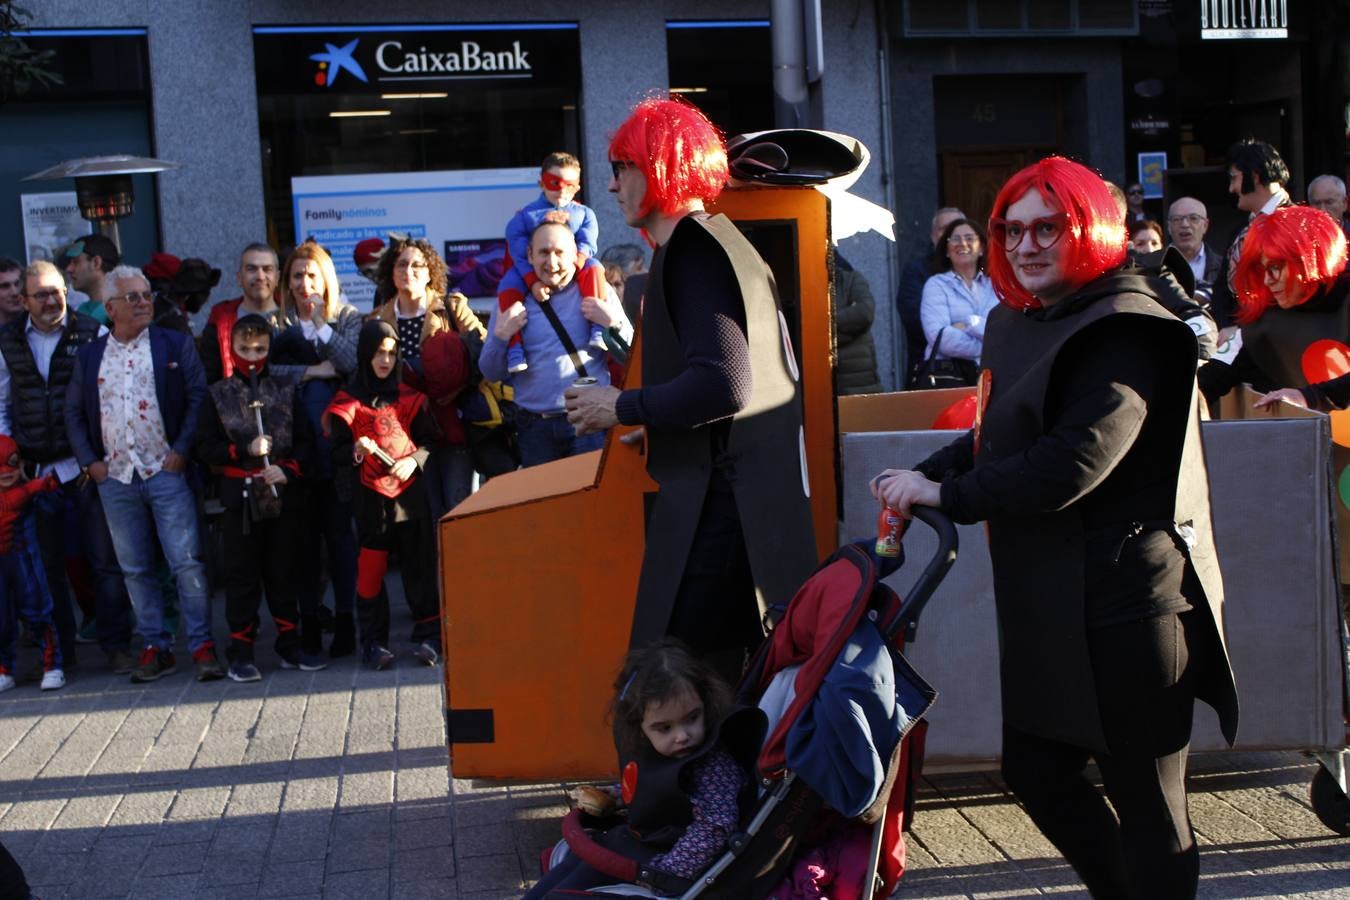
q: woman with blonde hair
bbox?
[271,239,365,657]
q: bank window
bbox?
[666,21,773,137]
[252,24,583,251]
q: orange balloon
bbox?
[1331,410,1350,449]
[1301,339,1350,385]
[932,395,977,430]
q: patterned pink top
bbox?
[649,746,748,879]
[97,329,171,484]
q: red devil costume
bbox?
[325,320,442,663]
[0,434,62,681]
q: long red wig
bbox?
[986,157,1128,310]
[1232,205,1348,324]
[608,97,728,220]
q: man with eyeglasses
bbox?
[0,260,127,676]
[1165,197,1221,292]
[65,265,224,683]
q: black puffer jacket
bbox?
[833,255,883,395]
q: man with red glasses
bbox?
[495,151,608,373]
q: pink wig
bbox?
[608,97,728,219]
[1233,205,1348,324]
[986,156,1128,310]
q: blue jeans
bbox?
[35,479,131,659]
[98,469,213,653]
[423,444,475,521]
[0,515,61,673]
[515,412,604,468]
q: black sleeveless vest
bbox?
[629,213,817,646]
[976,273,1239,752]
[0,312,102,462]
[208,371,299,462]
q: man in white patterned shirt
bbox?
[64,265,223,682]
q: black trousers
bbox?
[355,517,440,647]
[220,503,301,663]
[665,484,760,684]
[1001,609,1200,900]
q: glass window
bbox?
[0,31,159,265]
[666,21,773,137]
[253,25,583,250]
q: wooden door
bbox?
[940,147,1055,231]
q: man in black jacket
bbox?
[0,261,130,672]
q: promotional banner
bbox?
[291,167,538,310]
[20,192,87,264]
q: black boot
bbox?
[330,613,356,658]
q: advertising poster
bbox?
[20,192,87,264]
[1137,151,1167,200]
[291,167,538,311]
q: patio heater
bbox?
[22,154,178,252]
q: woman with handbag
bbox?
[916,218,998,388]
[872,156,1237,898]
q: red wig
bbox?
[1232,205,1348,324]
[608,97,728,219]
[985,156,1128,310]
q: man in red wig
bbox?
[565,97,816,678]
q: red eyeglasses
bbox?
[541,172,579,192]
[988,213,1069,252]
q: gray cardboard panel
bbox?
[842,419,1342,766]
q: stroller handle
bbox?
[885,505,958,644]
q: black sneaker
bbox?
[363,642,394,671]
[130,646,177,683]
[227,661,262,683]
[193,645,226,682]
[279,649,328,672]
[411,639,441,667]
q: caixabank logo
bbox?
[307,34,534,87]
[310,38,368,87]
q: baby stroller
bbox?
[536,507,958,898]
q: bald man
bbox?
[1165,197,1221,291]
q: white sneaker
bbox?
[0,673,14,692]
[40,668,66,691]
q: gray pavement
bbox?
[2,602,1349,899]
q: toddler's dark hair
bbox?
[611,638,733,758]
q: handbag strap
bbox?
[925,327,947,364]
[534,297,588,379]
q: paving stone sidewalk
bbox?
[2,599,1349,898]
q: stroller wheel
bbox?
[1310,766,1350,836]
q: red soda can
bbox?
[875,506,903,558]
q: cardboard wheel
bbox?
[1310,766,1350,836]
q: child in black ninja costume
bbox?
[195,314,325,681]
[324,320,443,669]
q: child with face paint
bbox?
[324,320,443,669]
[0,435,63,692]
[196,315,322,681]
[497,151,609,372]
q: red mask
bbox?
[230,347,267,378]
[541,171,579,193]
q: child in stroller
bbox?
[525,639,762,897]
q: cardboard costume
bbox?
[974,275,1239,753]
[629,214,817,647]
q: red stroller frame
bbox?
[549,507,958,899]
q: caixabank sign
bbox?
[253,23,580,94]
